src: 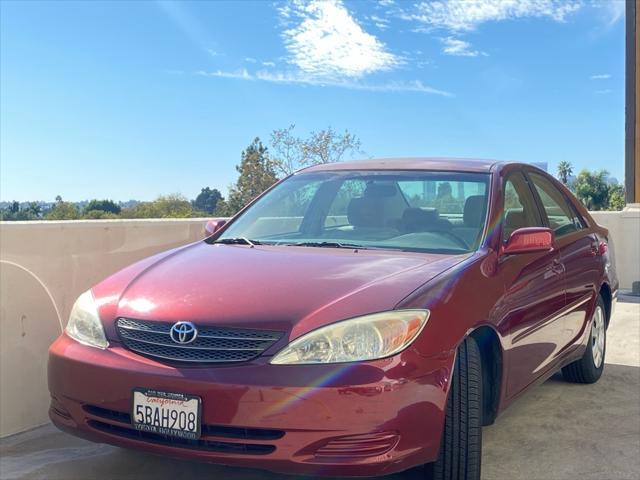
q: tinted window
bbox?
[502,172,543,242]
[324,179,367,228]
[398,179,487,215]
[227,180,322,237]
[220,170,490,254]
[528,172,585,237]
[397,178,488,249]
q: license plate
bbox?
[132,388,201,439]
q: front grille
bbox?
[88,420,276,455]
[116,318,283,364]
[84,405,285,441]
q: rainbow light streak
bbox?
[263,361,362,417]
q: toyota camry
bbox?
[48,158,618,479]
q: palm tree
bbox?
[557,161,573,185]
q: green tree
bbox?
[25,202,42,218]
[608,183,626,211]
[121,194,196,218]
[193,187,223,214]
[83,210,120,219]
[83,199,121,216]
[270,125,362,177]
[212,198,232,217]
[1,202,14,220]
[572,169,611,211]
[556,161,573,185]
[45,197,80,220]
[0,201,42,220]
[227,138,278,214]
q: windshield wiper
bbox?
[213,237,261,247]
[288,241,367,250]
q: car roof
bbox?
[300,157,512,173]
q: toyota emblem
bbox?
[169,321,198,345]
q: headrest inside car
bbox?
[364,183,398,198]
[347,197,384,228]
[464,195,486,227]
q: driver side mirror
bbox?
[204,219,227,237]
[502,227,554,255]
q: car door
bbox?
[497,171,567,398]
[527,172,597,348]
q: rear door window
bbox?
[527,172,586,238]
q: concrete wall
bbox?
[0,211,638,437]
[0,219,209,437]
[590,205,640,291]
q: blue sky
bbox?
[0,0,625,202]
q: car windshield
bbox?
[218,170,490,254]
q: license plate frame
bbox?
[131,388,201,440]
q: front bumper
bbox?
[48,334,452,477]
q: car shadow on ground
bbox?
[1,362,638,480]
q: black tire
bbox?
[561,295,607,384]
[426,337,483,480]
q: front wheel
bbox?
[425,336,482,480]
[561,295,606,384]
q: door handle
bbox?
[544,259,564,279]
[551,258,565,274]
[589,242,607,257]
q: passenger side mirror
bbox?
[205,219,227,237]
[502,227,554,255]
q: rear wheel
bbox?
[426,336,482,480]
[561,295,606,384]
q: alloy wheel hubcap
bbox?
[591,306,605,368]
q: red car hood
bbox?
[94,242,467,341]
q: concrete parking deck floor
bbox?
[1,298,638,480]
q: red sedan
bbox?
[48,158,617,479]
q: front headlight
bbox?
[270,310,429,365]
[65,290,109,349]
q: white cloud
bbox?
[590,74,611,80]
[262,61,276,67]
[441,37,485,56]
[594,89,612,94]
[244,57,257,63]
[369,14,390,30]
[196,69,452,96]
[200,69,253,80]
[279,0,401,78]
[407,0,582,32]
[278,3,293,19]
